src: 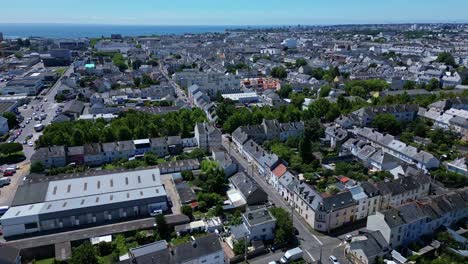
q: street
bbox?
[11,65,74,160]
[222,137,350,264]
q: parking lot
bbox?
[0,162,30,207]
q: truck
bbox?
[280,247,303,263]
[34,124,44,132]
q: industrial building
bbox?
[0,168,168,238]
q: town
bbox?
[0,22,467,264]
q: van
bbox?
[0,206,9,215]
[0,177,11,187]
[280,247,303,263]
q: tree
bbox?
[112,53,128,72]
[436,52,457,67]
[181,170,194,181]
[403,80,416,90]
[132,59,142,70]
[155,214,170,240]
[0,143,23,155]
[70,242,99,264]
[117,126,132,141]
[133,77,141,87]
[371,114,401,135]
[71,129,85,146]
[2,112,18,128]
[30,161,45,173]
[14,52,23,59]
[271,67,287,79]
[299,138,314,163]
[319,85,332,98]
[233,239,247,255]
[278,84,293,98]
[143,152,158,166]
[269,207,294,245]
[426,78,440,91]
[181,205,193,219]
[295,58,307,67]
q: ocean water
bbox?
[0,23,265,39]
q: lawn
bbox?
[34,258,55,264]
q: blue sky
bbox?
[2,0,468,25]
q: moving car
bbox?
[280,247,303,263]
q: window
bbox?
[25,222,38,229]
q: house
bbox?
[350,104,418,127]
[0,116,9,136]
[30,146,67,168]
[83,143,104,166]
[376,174,430,210]
[229,172,268,206]
[278,171,299,205]
[366,188,468,248]
[194,123,222,151]
[242,139,281,179]
[325,125,349,148]
[119,234,225,264]
[67,146,84,165]
[150,137,169,157]
[446,157,468,177]
[212,149,238,177]
[270,163,287,191]
[294,182,357,233]
[345,230,389,264]
[242,207,276,241]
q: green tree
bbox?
[295,58,307,67]
[403,80,416,90]
[112,53,128,72]
[117,126,132,141]
[144,152,158,166]
[70,242,99,264]
[426,78,440,91]
[371,113,402,135]
[233,239,247,255]
[271,67,287,79]
[71,129,85,146]
[181,205,193,219]
[133,77,141,87]
[278,84,293,98]
[319,85,332,98]
[181,170,194,181]
[30,161,45,173]
[299,138,314,163]
[436,52,457,67]
[269,207,294,245]
[155,214,170,240]
[2,112,18,128]
[0,143,23,155]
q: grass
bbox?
[170,233,206,246]
[34,258,55,264]
[55,68,66,76]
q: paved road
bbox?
[12,65,74,160]
[222,137,350,264]
[159,64,189,104]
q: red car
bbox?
[3,171,14,177]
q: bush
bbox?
[0,142,23,154]
[30,161,45,173]
[96,241,114,256]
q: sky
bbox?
[1,0,468,25]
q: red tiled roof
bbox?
[272,164,287,178]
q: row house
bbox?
[351,127,440,170]
[367,187,468,248]
[242,139,281,180]
[294,182,357,233]
[350,104,418,127]
[32,137,183,168]
[376,174,431,210]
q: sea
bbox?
[0,23,269,39]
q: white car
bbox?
[150,209,163,216]
[28,142,34,147]
[329,256,340,264]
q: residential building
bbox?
[345,230,390,264]
[0,116,9,136]
[367,188,468,248]
[242,207,276,241]
[376,174,430,209]
[228,172,268,206]
[30,146,67,168]
[194,122,222,151]
[212,149,238,177]
[350,104,418,127]
[446,157,468,176]
[119,234,225,264]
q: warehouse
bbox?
[0,168,168,238]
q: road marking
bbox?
[305,249,315,262]
[312,234,324,246]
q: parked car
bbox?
[3,171,14,177]
[280,247,303,263]
[329,256,340,264]
[150,209,163,216]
